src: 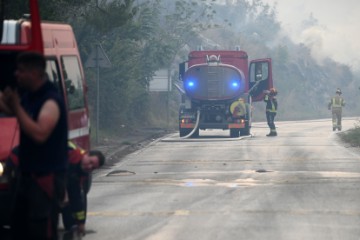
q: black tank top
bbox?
[19,81,68,173]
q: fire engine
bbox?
[0,0,90,225]
[178,49,273,137]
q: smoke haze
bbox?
[261,0,360,70]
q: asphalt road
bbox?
[83,118,360,240]
[2,118,360,240]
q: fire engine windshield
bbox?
[184,65,245,101]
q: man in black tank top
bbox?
[1,52,68,240]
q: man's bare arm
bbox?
[14,99,60,143]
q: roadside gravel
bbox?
[92,128,175,167]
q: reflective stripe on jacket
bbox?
[329,95,345,110]
[264,95,278,113]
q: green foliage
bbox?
[4,0,360,139]
[2,0,28,19]
[83,0,138,35]
[339,122,360,147]
[3,0,89,20]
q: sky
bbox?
[260,0,360,71]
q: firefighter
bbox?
[264,88,278,136]
[3,143,105,237]
[1,52,68,240]
[62,141,105,237]
[328,88,345,131]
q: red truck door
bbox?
[249,58,273,102]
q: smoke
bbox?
[261,0,360,71]
[299,26,328,65]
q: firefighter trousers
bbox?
[332,109,342,130]
[266,111,277,132]
[11,172,66,240]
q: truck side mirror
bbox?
[179,61,187,81]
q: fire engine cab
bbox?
[0,0,90,225]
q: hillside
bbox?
[185,1,360,122]
[6,0,358,139]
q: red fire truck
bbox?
[0,0,90,225]
[178,49,273,137]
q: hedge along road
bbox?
[83,118,360,240]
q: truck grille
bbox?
[207,68,222,99]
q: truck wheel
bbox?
[180,128,191,137]
[230,128,240,138]
[240,112,251,136]
[240,119,250,136]
[240,127,250,136]
[191,128,199,138]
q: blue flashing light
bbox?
[185,77,197,90]
[230,79,240,90]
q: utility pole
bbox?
[96,44,100,144]
[85,43,111,145]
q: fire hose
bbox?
[180,109,201,139]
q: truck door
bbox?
[249,58,273,102]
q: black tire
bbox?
[179,128,191,137]
[191,128,199,138]
[230,128,240,138]
[240,121,250,136]
[240,127,249,136]
[240,111,251,136]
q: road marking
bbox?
[174,210,190,216]
[88,210,190,217]
[88,209,360,218]
[94,170,360,189]
[161,135,252,142]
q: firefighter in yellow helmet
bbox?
[328,88,345,131]
[264,88,278,136]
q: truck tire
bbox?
[179,128,191,137]
[240,120,250,136]
[230,128,240,138]
[191,127,199,138]
[240,125,250,136]
[240,110,251,136]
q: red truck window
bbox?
[61,56,85,110]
